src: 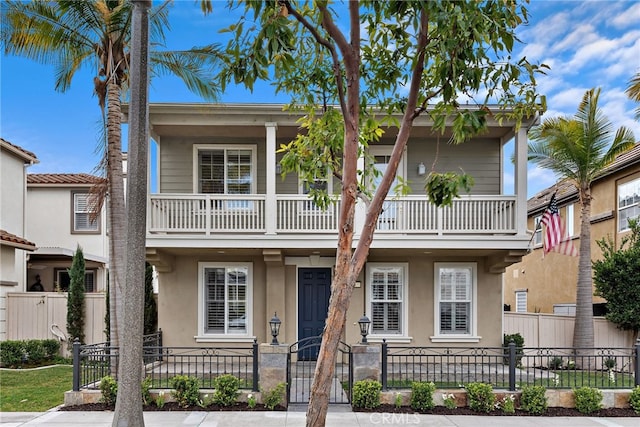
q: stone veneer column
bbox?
[352,344,381,382]
[259,343,289,408]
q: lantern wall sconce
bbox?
[417,162,426,176]
[358,313,371,344]
[269,312,281,345]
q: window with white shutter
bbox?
[367,263,407,337]
[433,263,478,341]
[73,193,99,233]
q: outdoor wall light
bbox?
[269,312,281,345]
[417,162,426,176]
[358,313,371,344]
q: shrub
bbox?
[604,357,617,370]
[465,382,495,413]
[213,374,240,407]
[262,382,287,410]
[170,375,200,408]
[141,376,152,405]
[247,393,257,409]
[629,386,640,414]
[24,340,46,365]
[0,340,25,367]
[574,387,602,414]
[442,393,457,409]
[548,356,563,370]
[520,385,547,415]
[352,379,381,409]
[42,339,60,359]
[410,381,436,411]
[155,391,166,408]
[66,246,86,350]
[100,376,118,405]
[394,392,403,409]
[503,333,525,366]
[499,395,515,414]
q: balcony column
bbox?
[514,127,528,237]
[354,148,366,237]
[265,122,278,235]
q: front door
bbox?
[297,267,332,360]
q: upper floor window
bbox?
[73,192,99,233]
[367,263,407,337]
[194,145,255,195]
[566,204,574,236]
[197,262,253,340]
[533,215,542,246]
[432,263,478,342]
[619,178,640,232]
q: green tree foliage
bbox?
[204,2,549,425]
[528,88,635,351]
[593,220,640,339]
[144,262,158,335]
[66,246,86,348]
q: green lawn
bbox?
[0,365,73,412]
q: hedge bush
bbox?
[352,379,381,409]
[0,339,60,368]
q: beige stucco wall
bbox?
[504,166,640,314]
[157,253,504,348]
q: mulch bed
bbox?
[60,402,637,416]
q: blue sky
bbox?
[1,0,639,198]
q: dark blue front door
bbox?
[298,267,331,361]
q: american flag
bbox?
[540,193,579,257]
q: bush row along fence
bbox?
[72,330,259,392]
[382,340,640,391]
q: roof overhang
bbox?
[30,247,108,264]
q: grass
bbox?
[0,365,73,412]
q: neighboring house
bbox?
[25,174,109,294]
[131,103,538,353]
[504,143,640,315]
[0,138,38,340]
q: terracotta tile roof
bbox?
[527,143,640,214]
[0,229,36,251]
[0,137,38,162]
[27,173,105,185]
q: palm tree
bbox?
[528,88,635,354]
[2,0,221,352]
[626,72,640,120]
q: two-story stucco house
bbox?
[0,138,38,340]
[504,143,640,315]
[133,103,537,354]
[25,173,109,294]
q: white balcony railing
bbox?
[148,194,516,236]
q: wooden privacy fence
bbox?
[6,293,106,354]
[504,312,635,350]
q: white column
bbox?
[265,122,278,234]
[514,127,528,237]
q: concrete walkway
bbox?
[1,410,639,427]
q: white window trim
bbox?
[366,262,410,341]
[368,146,407,193]
[298,173,334,213]
[533,215,542,247]
[195,262,254,343]
[618,178,640,232]
[192,144,256,194]
[566,204,574,237]
[55,268,96,293]
[515,290,528,313]
[431,262,480,343]
[72,192,99,233]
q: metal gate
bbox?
[287,336,352,404]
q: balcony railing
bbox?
[148,194,517,236]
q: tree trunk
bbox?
[573,186,594,366]
[112,1,150,426]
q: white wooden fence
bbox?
[5,293,107,355]
[504,312,636,349]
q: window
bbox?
[300,172,332,211]
[619,178,640,232]
[533,215,542,246]
[566,204,574,236]
[368,147,406,230]
[55,269,96,292]
[515,290,527,313]
[367,264,407,337]
[197,263,252,340]
[73,192,99,233]
[194,145,255,208]
[433,263,478,342]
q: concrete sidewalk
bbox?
[1,410,639,427]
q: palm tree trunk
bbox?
[573,188,594,367]
[106,79,125,376]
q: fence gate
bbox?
[287,336,352,404]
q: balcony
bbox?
[148,194,517,236]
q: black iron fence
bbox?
[382,340,640,391]
[73,331,258,392]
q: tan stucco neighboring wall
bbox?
[504,165,640,314]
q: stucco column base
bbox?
[259,343,289,408]
[352,343,380,383]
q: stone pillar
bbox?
[259,343,289,408]
[352,344,381,382]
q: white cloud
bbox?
[610,2,640,29]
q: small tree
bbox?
[593,219,640,342]
[67,246,86,348]
[144,262,158,335]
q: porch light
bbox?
[269,312,281,345]
[358,313,371,343]
[417,162,426,176]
